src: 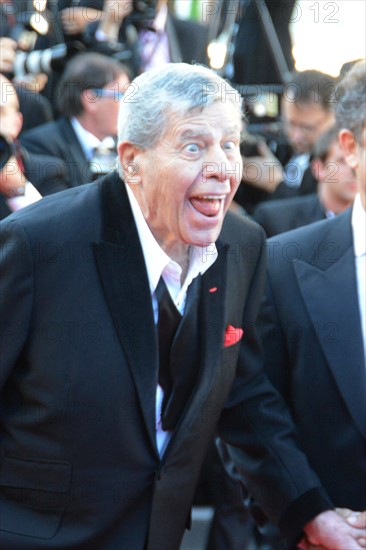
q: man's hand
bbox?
[0,157,26,197]
[0,37,17,73]
[60,7,102,35]
[97,0,134,42]
[299,510,366,550]
[241,141,283,192]
[103,0,134,25]
[337,508,366,547]
[336,508,366,525]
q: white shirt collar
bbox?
[153,3,168,32]
[352,193,366,257]
[124,182,218,309]
[70,117,102,160]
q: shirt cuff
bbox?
[6,181,42,212]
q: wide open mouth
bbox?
[189,195,227,218]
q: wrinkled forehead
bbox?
[161,101,243,140]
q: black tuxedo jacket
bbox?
[0,172,332,549]
[20,117,92,193]
[254,193,326,237]
[255,210,366,510]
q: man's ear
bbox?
[339,129,358,170]
[310,158,324,184]
[80,89,98,115]
[118,142,144,185]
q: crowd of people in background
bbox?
[0,1,365,550]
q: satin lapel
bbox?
[293,214,366,439]
[93,173,158,455]
[196,242,229,400]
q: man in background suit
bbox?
[253,125,358,236]
[1,63,364,550]
[0,73,64,219]
[240,60,366,549]
[236,70,336,214]
[20,53,130,193]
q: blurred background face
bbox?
[320,141,358,203]
[0,75,22,140]
[339,123,366,209]
[355,124,366,206]
[281,99,335,154]
[83,73,130,140]
[97,74,130,138]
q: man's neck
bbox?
[75,114,102,141]
[158,241,191,284]
[318,185,353,215]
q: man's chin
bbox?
[190,226,223,248]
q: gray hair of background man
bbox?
[56,53,130,118]
[117,63,243,175]
[285,69,336,110]
[335,59,366,143]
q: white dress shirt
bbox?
[6,181,42,212]
[351,193,366,363]
[283,153,310,188]
[70,117,102,160]
[125,183,218,455]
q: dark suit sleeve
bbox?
[217,232,333,547]
[0,218,34,389]
[22,150,70,195]
[253,204,273,237]
[0,195,12,220]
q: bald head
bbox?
[0,74,22,140]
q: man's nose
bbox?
[202,147,236,183]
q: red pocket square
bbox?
[224,325,244,347]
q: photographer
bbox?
[234,70,336,214]
[84,0,208,76]
[0,73,64,219]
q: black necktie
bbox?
[155,276,182,422]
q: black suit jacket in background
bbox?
[0,172,332,549]
[20,117,92,193]
[0,148,66,220]
[246,211,366,512]
[233,0,295,85]
[16,86,54,134]
[253,193,326,237]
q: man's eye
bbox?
[223,140,237,150]
[183,143,200,153]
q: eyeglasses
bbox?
[281,117,329,136]
[90,88,125,101]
